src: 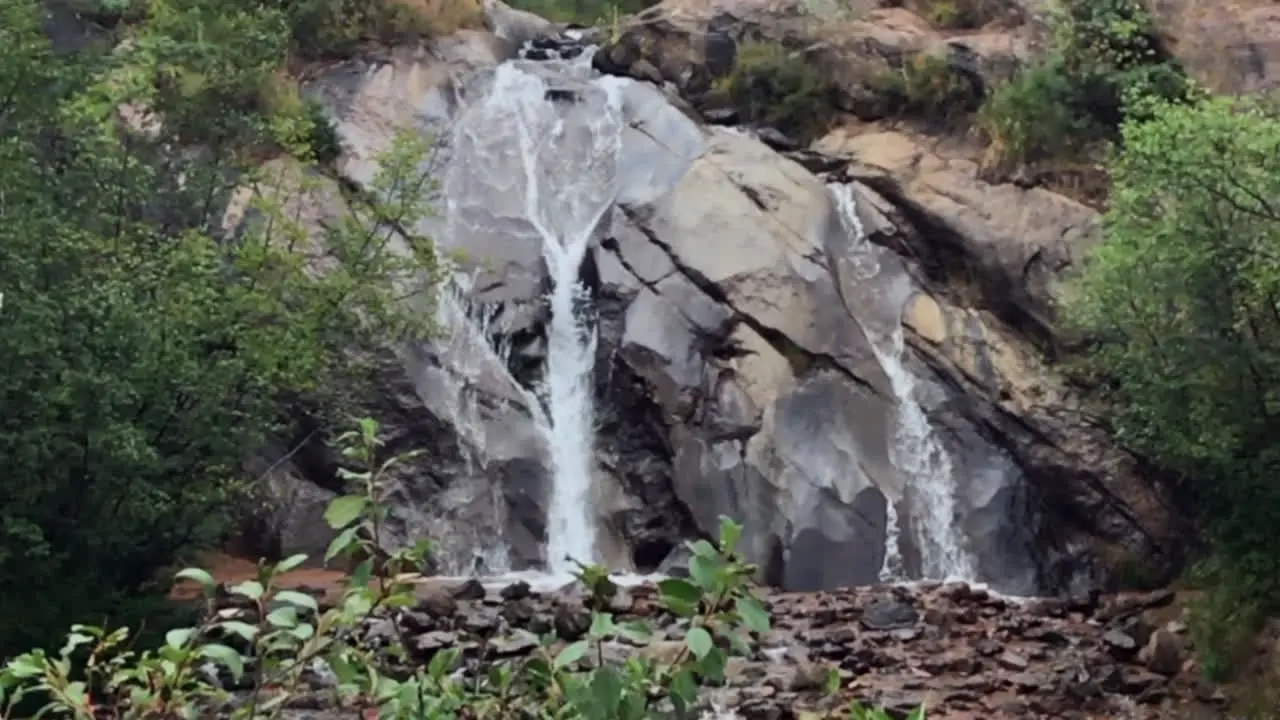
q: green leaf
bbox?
[667,668,698,711]
[685,627,713,659]
[688,554,718,589]
[325,526,360,563]
[266,607,298,628]
[350,558,374,591]
[588,665,623,715]
[6,655,44,679]
[735,595,771,634]
[906,706,927,720]
[274,589,319,612]
[554,641,589,669]
[275,553,309,573]
[824,667,842,696]
[427,647,459,679]
[689,539,718,559]
[199,643,245,682]
[217,621,258,641]
[697,646,727,684]
[324,494,369,530]
[615,620,652,644]
[164,628,195,649]
[229,580,264,600]
[59,632,96,658]
[588,612,614,639]
[717,516,743,555]
[658,578,701,607]
[175,568,217,595]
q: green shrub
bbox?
[713,40,840,141]
[922,0,1004,29]
[975,57,1098,165]
[506,0,655,25]
[875,53,983,125]
[976,0,1188,166]
[270,0,487,59]
[0,419,923,720]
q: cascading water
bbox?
[828,183,977,582]
[443,58,628,575]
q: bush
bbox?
[875,53,984,125]
[0,419,923,720]
[975,58,1097,165]
[506,0,655,25]
[713,40,840,141]
[920,0,1010,29]
[975,0,1188,167]
[274,0,486,59]
[1063,94,1280,680]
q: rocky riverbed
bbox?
[212,576,1223,719]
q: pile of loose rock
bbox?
[213,578,1224,719]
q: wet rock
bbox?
[415,585,458,619]
[454,578,486,601]
[861,599,919,630]
[500,580,532,601]
[553,602,591,641]
[1103,629,1139,658]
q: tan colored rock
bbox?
[1140,627,1184,676]
[1145,0,1280,95]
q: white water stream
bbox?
[828,183,977,582]
[444,60,629,577]
[429,42,985,588]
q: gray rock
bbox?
[861,599,919,630]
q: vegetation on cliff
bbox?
[0,0,443,654]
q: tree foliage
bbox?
[1064,94,1280,677]
[0,0,441,653]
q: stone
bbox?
[1103,629,1139,658]
[861,599,919,630]
[500,580,533,601]
[1139,628,1183,677]
[996,651,1029,671]
[553,603,591,641]
[453,578,486,601]
[415,585,458,619]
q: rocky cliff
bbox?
[236,0,1189,597]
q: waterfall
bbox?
[444,60,627,575]
[828,183,977,582]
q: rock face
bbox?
[814,128,1181,587]
[591,0,1033,136]
[1144,0,1280,95]
[233,0,1182,595]
[209,577,1218,719]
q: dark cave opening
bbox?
[632,538,676,572]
